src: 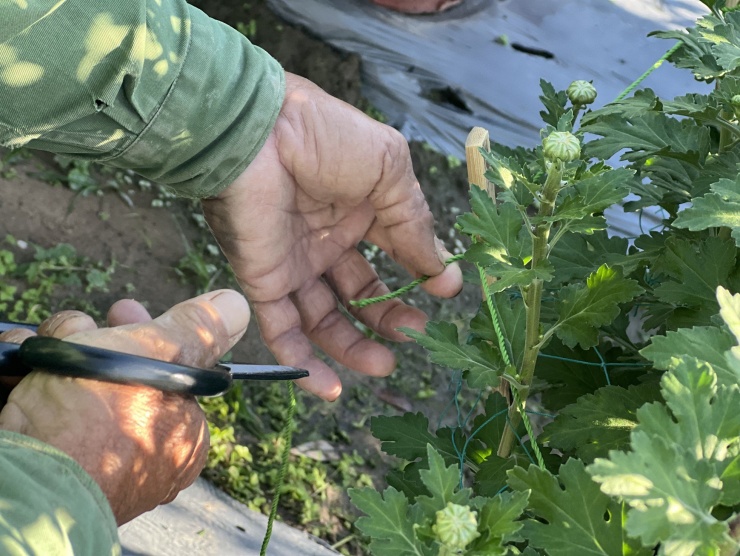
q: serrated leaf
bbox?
[467,490,530,555]
[674,178,740,246]
[416,445,472,515]
[588,360,740,553]
[401,321,503,389]
[539,79,568,128]
[475,453,530,499]
[547,168,634,225]
[508,459,648,556]
[543,383,661,463]
[350,486,433,556]
[653,18,726,81]
[589,432,727,555]
[469,295,526,371]
[717,286,740,359]
[692,144,740,197]
[549,231,632,285]
[371,413,463,464]
[457,188,530,261]
[581,89,661,125]
[641,325,738,385]
[553,265,644,349]
[632,156,702,207]
[466,246,553,293]
[652,237,737,310]
[535,339,650,411]
[582,113,710,164]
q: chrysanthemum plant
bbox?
[349,2,740,554]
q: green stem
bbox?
[497,162,562,458]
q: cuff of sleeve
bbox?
[0,431,119,556]
[106,5,285,199]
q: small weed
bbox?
[237,19,258,39]
[200,382,373,555]
[0,235,115,323]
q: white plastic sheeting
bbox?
[268,0,710,236]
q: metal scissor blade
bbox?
[223,363,309,381]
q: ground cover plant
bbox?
[349,2,740,553]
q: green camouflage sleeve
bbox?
[0,431,120,556]
[0,0,285,198]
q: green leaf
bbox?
[416,445,472,515]
[467,491,530,555]
[582,113,710,164]
[588,360,740,553]
[469,295,526,371]
[717,286,740,359]
[543,383,661,463]
[641,325,738,386]
[475,454,529,498]
[581,89,661,125]
[371,413,462,464]
[653,17,725,81]
[508,459,648,556]
[553,265,644,349]
[589,432,728,554]
[350,486,433,556]
[457,188,530,261]
[673,178,740,246]
[539,79,568,128]
[466,247,553,294]
[651,237,737,311]
[547,168,635,224]
[630,156,702,207]
[548,231,632,285]
[401,321,503,389]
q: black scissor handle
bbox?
[18,336,233,396]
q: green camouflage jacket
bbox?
[0,1,285,553]
[0,0,285,198]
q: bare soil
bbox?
[0,0,477,548]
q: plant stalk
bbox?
[497,162,562,458]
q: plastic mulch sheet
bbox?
[267,0,710,235]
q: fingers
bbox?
[66,290,250,369]
[292,276,397,375]
[107,299,152,327]
[365,223,463,299]
[36,310,98,339]
[253,296,343,401]
[324,248,428,338]
[0,328,36,345]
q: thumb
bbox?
[66,290,250,368]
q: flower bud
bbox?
[566,80,597,105]
[542,131,581,162]
[433,503,479,550]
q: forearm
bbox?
[0,431,119,556]
[0,0,285,198]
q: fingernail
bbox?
[209,291,250,339]
[435,237,451,265]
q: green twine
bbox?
[477,263,546,470]
[260,381,297,556]
[510,386,546,469]
[478,265,511,366]
[349,253,465,308]
[614,42,682,101]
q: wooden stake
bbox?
[465,127,511,403]
[465,127,494,199]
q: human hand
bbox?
[0,290,249,524]
[203,73,463,401]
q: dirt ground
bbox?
[0,0,478,546]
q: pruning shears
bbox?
[0,322,308,397]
